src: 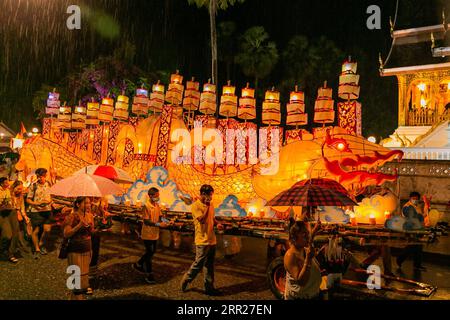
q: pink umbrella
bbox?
[74,165,134,184]
[49,173,124,198]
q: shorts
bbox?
[0,209,13,218]
[29,211,52,228]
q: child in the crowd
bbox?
[133,188,169,284]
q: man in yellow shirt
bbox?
[181,185,223,296]
[133,187,168,284]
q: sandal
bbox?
[9,257,19,264]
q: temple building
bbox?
[380,22,450,160]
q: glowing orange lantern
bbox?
[262,87,281,125]
[286,85,307,126]
[46,89,60,115]
[99,96,114,123]
[183,77,200,112]
[238,83,256,120]
[72,103,86,130]
[338,57,360,100]
[149,80,165,113]
[338,56,362,135]
[166,70,184,105]
[314,81,335,124]
[199,79,217,115]
[132,86,149,116]
[114,93,130,121]
[219,80,237,117]
[86,98,100,126]
[57,104,72,130]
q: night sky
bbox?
[0,0,447,137]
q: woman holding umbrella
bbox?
[63,197,94,300]
[50,171,123,299]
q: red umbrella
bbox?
[294,178,349,195]
[267,184,357,207]
[74,165,134,184]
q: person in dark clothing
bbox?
[396,191,428,272]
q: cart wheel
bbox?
[267,256,286,300]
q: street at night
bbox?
[1,225,450,301]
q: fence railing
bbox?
[407,109,449,126]
[391,147,450,160]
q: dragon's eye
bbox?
[328,139,350,152]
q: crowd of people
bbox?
[0,167,433,300]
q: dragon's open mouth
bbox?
[324,149,403,187]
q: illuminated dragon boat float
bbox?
[16,64,440,299]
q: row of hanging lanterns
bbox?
[46,58,358,131]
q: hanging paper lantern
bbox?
[219,80,237,117]
[46,89,60,116]
[86,98,100,126]
[72,104,86,130]
[238,83,256,120]
[165,71,184,105]
[338,57,360,100]
[98,96,114,123]
[149,81,165,113]
[286,85,307,126]
[183,77,200,112]
[262,87,281,125]
[314,81,335,124]
[338,57,362,135]
[199,79,217,115]
[132,86,149,116]
[57,104,72,130]
[113,94,129,121]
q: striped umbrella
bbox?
[267,184,357,207]
[294,178,349,195]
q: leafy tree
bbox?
[32,42,166,119]
[217,21,237,81]
[235,26,279,93]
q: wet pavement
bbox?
[1,225,449,300]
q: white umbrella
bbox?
[49,173,123,198]
[73,165,134,184]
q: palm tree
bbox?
[281,35,344,108]
[188,0,244,87]
[218,21,237,81]
[235,26,279,94]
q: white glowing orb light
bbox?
[12,138,24,149]
[417,83,426,92]
[420,98,427,108]
[367,136,377,143]
[32,127,39,134]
